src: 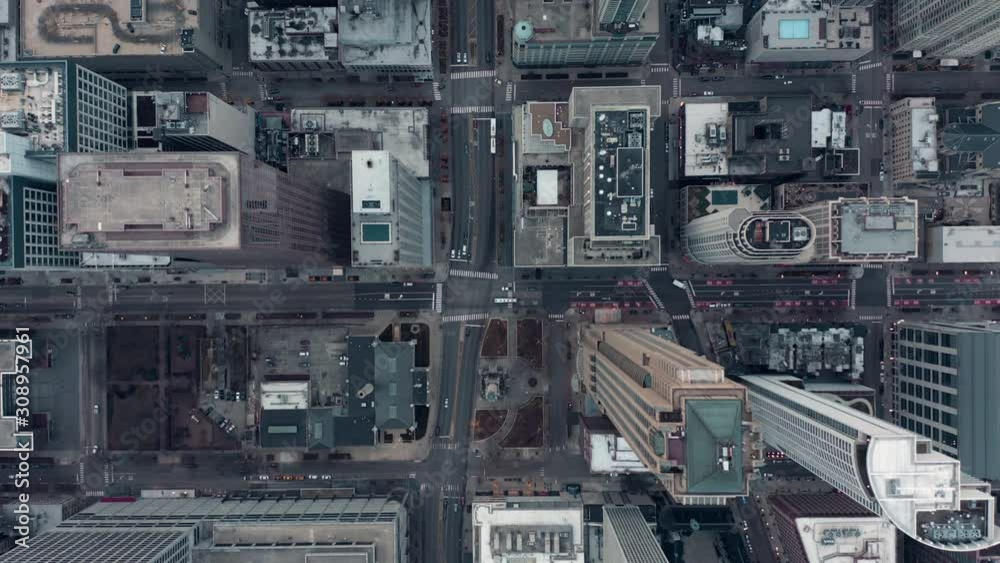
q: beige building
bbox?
[57,152,350,266]
[887,98,939,185]
[580,326,758,505]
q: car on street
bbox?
[703,91,714,96]
[444,398,450,408]
[93,404,100,414]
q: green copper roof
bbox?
[685,399,745,494]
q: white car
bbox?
[93,404,99,414]
[444,398,450,409]
[259,475,270,480]
[703,91,714,96]
[879,170,886,182]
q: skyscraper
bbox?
[603,505,669,563]
[743,374,1000,552]
[892,321,1000,481]
[598,0,650,25]
[581,326,758,505]
[894,0,1000,57]
[768,493,896,563]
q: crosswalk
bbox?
[450,105,494,115]
[443,312,490,323]
[505,81,513,102]
[258,82,268,101]
[641,279,665,309]
[850,279,857,309]
[450,269,499,280]
[85,490,105,497]
[672,76,681,97]
[548,313,565,320]
[672,314,691,321]
[861,263,884,269]
[886,273,894,307]
[231,69,255,78]
[434,441,460,450]
[435,283,444,313]
[860,99,883,108]
[859,314,884,322]
[219,80,229,101]
[851,74,857,94]
[651,64,671,73]
[650,266,669,272]
[858,61,882,71]
[885,73,894,93]
[451,69,497,80]
[432,81,442,101]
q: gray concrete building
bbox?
[57,152,350,266]
[351,150,432,268]
[0,496,409,563]
[19,0,231,77]
[894,0,1000,58]
[511,0,658,68]
[746,0,873,63]
[603,505,668,563]
[132,91,257,153]
[892,322,1000,482]
[684,208,819,265]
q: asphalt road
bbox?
[0,283,435,316]
[891,271,1000,308]
[688,276,853,310]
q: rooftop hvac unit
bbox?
[0,73,23,91]
[305,133,319,157]
[0,111,25,130]
[304,119,320,131]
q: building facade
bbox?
[132,91,256,153]
[1,176,79,269]
[511,0,658,68]
[580,326,757,505]
[893,322,1000,481]
[351,151,432,268]
[684,208,818,265]
[894,0,1000,58]
[768,493,896,563]
[742,374,1000,552]
[58,152,350,266]
[887,98,939,185]
[603,505,669,563]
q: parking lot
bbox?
[253,326,359,407]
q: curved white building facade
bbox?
[684,209,817,265]
[743,375,1000,552]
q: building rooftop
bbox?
[132,91,256,153]
[0,61,68,153]
[591,108,648,239]
[248,6,338,65]
[511,0,658,45]
[684,399,746,495]
[905,98,940,173]
[586,428,650,474]
[338,0,433,71]
[260,381,309,410]
[58,152,241,252]
[259,409,308,448]
[289,108,429,178]
[741,215,813,252]
[0,530,191,563]
[928,225,1000,263]
[750,0,872,59]
[21,0,202,58]
[372,341,418,430]
[684,102,730,176]
[829,197,919,261]
[472,497,585,563]
[522,102,571,154]
[941,102,1000,170]
[603,506,668,563]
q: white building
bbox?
[603,505,668,563]
[472,497,585,563]
[926,226,1000,263]
[684,208,818,265]
[260,381,309,410]
[743,374,1000,552]
[683,102,730,177]
[746,0,873,62]
[887,98,939,185]
[351,150,432,268]
[248,5,341,72]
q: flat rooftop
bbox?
[511,0,658,43]
[741,216,813,251]
[197,519,398,563]
[755,0,872,53]
[592,108,648,239]
[684,102,730,176]
[133,91,256,152]
[58,152,241,251]
[248,6,338,64]
[0,62,67,153]
[473,497,585,563]
[908,100,940,173]
[290,108,429,178]
[21,0,201,58]
[795,517,897,563]
[338,0,432,71]
[522,102,571,154]
[830,198,919,261]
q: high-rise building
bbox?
[892,321,1000,482]
[0,495,409,563]
[887,98,940,185]
[0,61,129,155]
[940,102,1000,177]
[19,0,232,77]
[683,208,819,265]
[745,0,873,63]
[894,0,1000,58]
[581,326,758,505]
[598,0,651,24]
[472,497,585,563]
[797,197,920,263]
[57,152,350,266]
[351,151,432,268]
[742,374,1000,552]
[768,493,896,563]
[511,0,658,68]
[248,2,433,79]
[603,505,669,563]
[132,91,257,153]
[0,176,79,269]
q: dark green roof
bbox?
[260,409,307,448]
[685,399,745,494]
[941,102,1000,169]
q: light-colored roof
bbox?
[928,226,1000,263]
[684,102,730,176]
[795,516,897,563]
[472,498,585,563]
[352,151,392,214]
[588,433,650,474]
[260,381,309,410]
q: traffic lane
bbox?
[540,280,656,311]
[472,120,496,270]
[450,118,472,262]
[681,75,851,98]
[892,72,1000,95]
[512,78,644,103]
[892,274,1000,305]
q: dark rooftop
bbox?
[593,109,648,238]
[260,410,308,448]
[741,217,813,251]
